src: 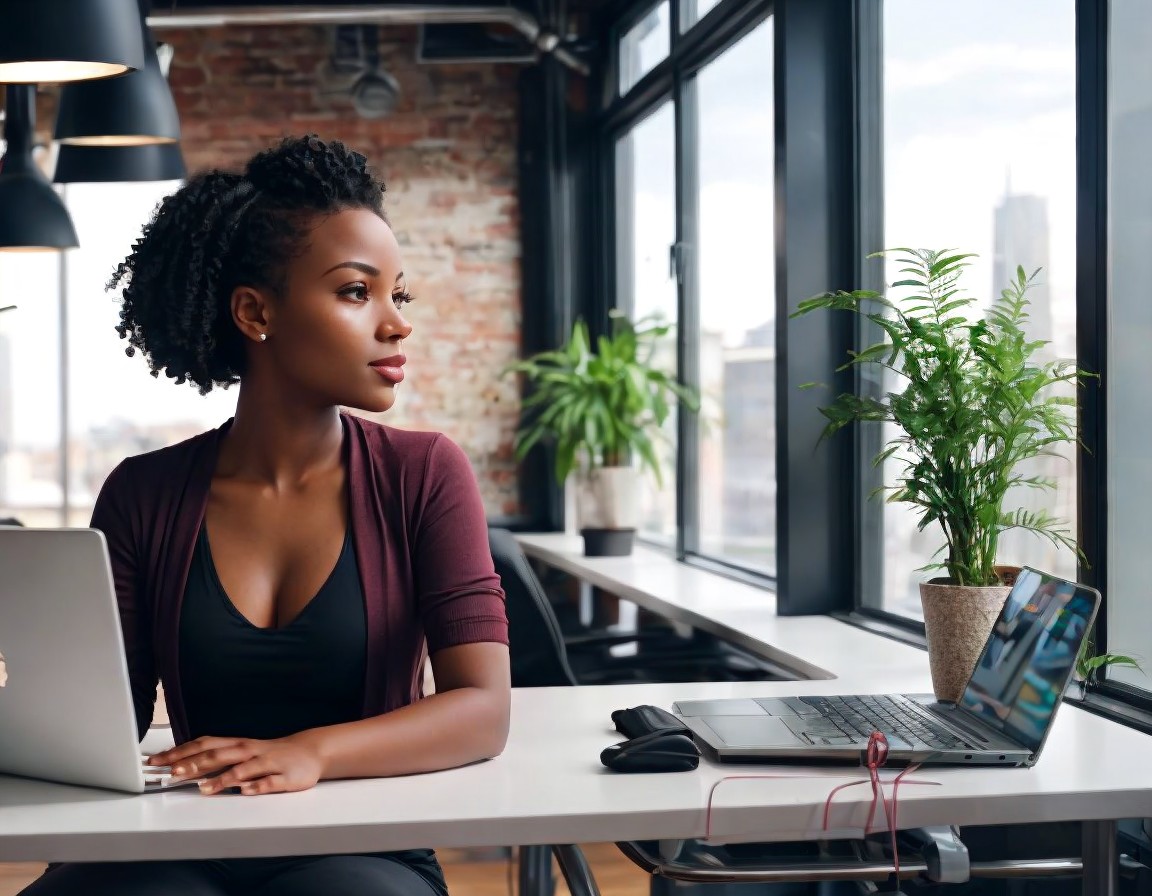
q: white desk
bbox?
[2,681,1151,858]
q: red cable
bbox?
[705,733,939,882]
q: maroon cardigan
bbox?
[90,413,509,745]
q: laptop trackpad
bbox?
[701,715,805,747]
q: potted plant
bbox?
[1072,637,1143,699]
[504,310,699,556]
[792,248,1089,702]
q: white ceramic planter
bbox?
[574,466,639,530]
[574,467,638,556]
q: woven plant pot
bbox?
[919,574,1014,704]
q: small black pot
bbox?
[581,528,635,557]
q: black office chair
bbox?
[490,526,579,688]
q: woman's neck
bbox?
[217,385,344,488]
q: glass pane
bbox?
[619,1,670,95]
[1106,0,1152,688]
[694,19,775,573]
[0,254,62,527]
[869,1,1077,618]
[680,0,722,32]
[63,182,236,527]
[615,102,677,546]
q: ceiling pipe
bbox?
[147,4,588,75]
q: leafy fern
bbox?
[791,248,1091,586]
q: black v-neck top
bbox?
[179,524,367,742]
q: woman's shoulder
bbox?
[102,424,225,489]
[344,413,455,457]
[343,414,473,480]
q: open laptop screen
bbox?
[959,568,1099,753]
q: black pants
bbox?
[19,849,447,896]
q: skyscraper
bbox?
[990,190,1072,576]
[992,191,1052,349]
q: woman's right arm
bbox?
[90,461,158,741]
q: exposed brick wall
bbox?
[9,24,525,516]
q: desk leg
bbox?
[552,844,603,896]
[519,844,555,896]
[1082,819,1118,896]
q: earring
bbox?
[259,333,267,342]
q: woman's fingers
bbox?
[202,757,274,792]
[169,742,260,781]
[238,775,288,796]
[149,736,245,767]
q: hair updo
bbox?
[108,135,386,394]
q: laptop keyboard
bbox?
[769,694,978,750]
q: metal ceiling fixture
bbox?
[0,86,79,251]
[53,143,188,184]
[148,4,589,75]
[327,24,402,119]
[55,0,182,147]
[0,0,147,84]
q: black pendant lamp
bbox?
[0,86,79,251]
[53,142,187,183]
[55,1,180,146]
[0,0,146,84]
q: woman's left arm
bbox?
[154,643,508,794]
[298,640,509,779]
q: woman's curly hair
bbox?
[108,135,386,394]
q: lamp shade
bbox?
[55,23,180,146]
[0,0,146,84]
[53,142,187,183]
[0,87,79,251]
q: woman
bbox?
[21,135,510,896]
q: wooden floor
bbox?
[0,843,650,895]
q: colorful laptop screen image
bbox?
[960,568,1099,753]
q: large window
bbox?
[615,102,678,546]
[0,181,234,528]
[862,0,1078,620]
[693,20,775,573]
[1105,0,1152,691]
[610,0,773,574]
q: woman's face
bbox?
[256,207,414,414]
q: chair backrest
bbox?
[488,527,578,688]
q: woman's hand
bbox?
[148,734,325,796]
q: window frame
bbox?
[596,0,858,615]
[604,0,775,570]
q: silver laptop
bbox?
[0,526,190,792]
[675,567,1100,767]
